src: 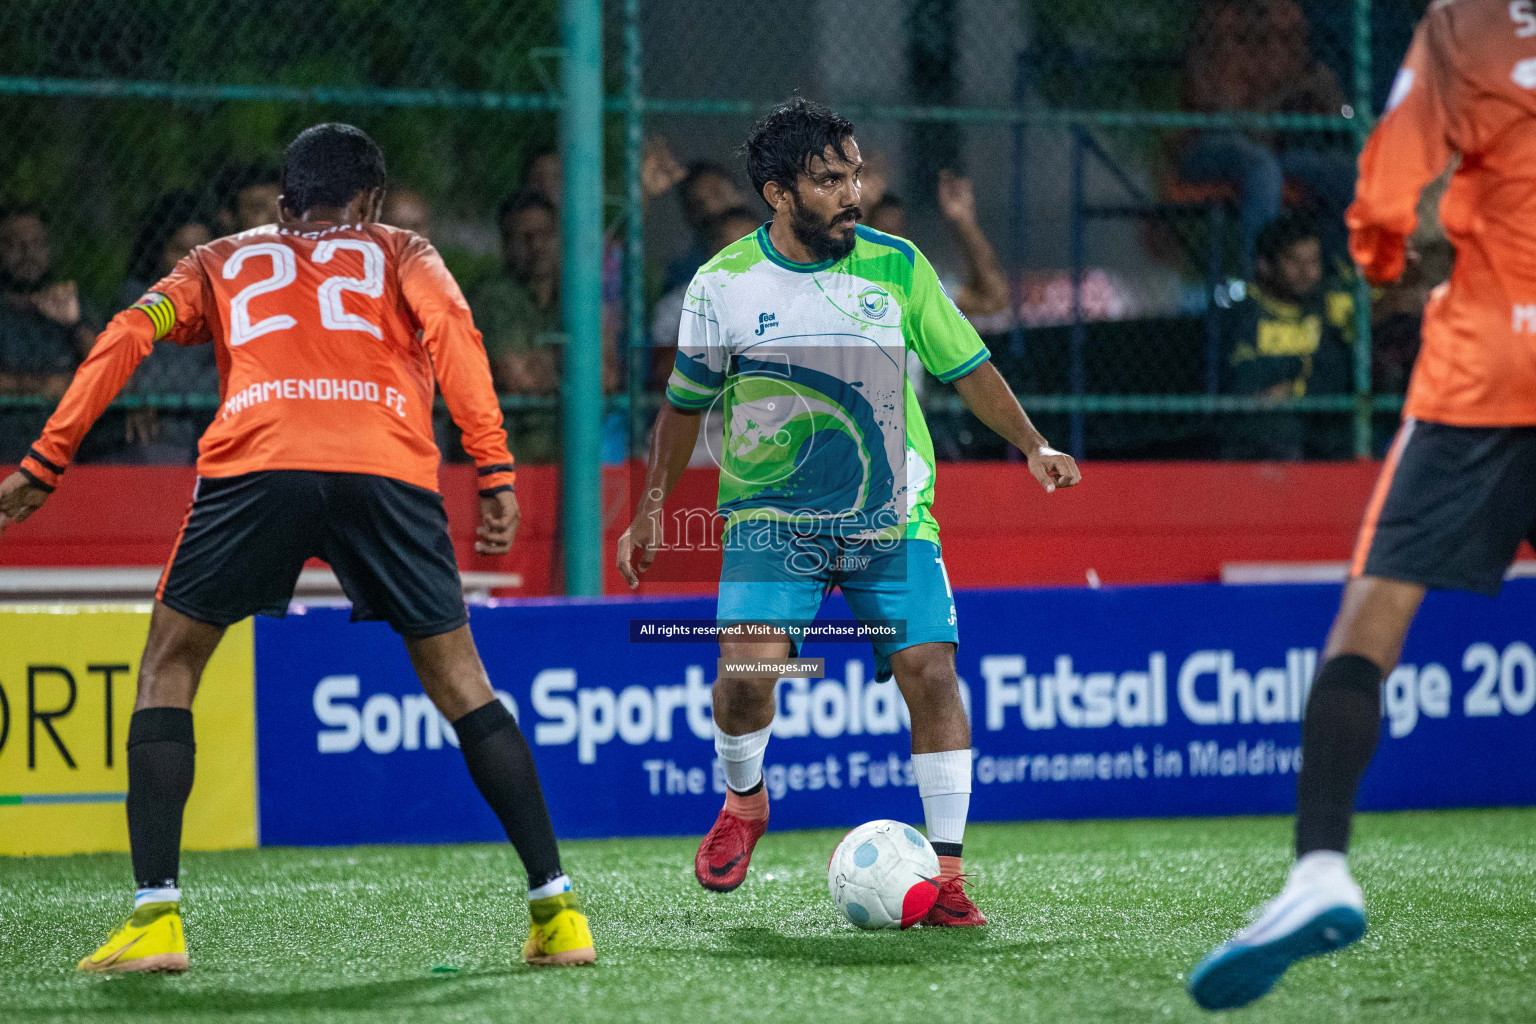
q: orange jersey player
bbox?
[1189,1,1536,1011]
[1350,0,1536,426]
[15,193,514,498]
[0,124,594,973]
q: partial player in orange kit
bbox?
[1189,0,1536,1010]
[0,123,594,972]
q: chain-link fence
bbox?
[0,0,1431,468]
[629,0,1424,463]
[0,0,563,465]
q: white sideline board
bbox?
[0,566,522,602]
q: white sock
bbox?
[528,874,573,901]
[714,722,772,792]
[134,885,181,909]
[912,749,972,847]
[1289,850,1350,887]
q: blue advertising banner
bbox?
[254,582,1536,845]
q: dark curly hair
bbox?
[280,123,386,217]
[741,97,856,206]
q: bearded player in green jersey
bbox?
[617,98,1080,925]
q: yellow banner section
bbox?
[0,605,256,856]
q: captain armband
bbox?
[130,292,177,341]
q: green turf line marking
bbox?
[0,792,126,805]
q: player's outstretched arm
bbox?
[1346,15,1453,286]
[952,360,1081,494]
[1,302,169,526]
[400,238,521,519]
[617,403,702,589]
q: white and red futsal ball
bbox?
[828,819,941,929]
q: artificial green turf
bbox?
[2,809,1534,1023]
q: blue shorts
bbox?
[716,521,958,681]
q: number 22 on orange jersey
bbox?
[222,239,385,347]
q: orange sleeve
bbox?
[20,311,156,490]
[20,255,211,491]
[399,235,516,495]
[133,252,213,347]
[1346,16,1455,285]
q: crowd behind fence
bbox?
[0,0,1434,470]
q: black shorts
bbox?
[158,470,468,638]
[1353,418,1536,596]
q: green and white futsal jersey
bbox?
[665,224,990,543]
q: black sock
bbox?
[931,841,963,859]
[453,700,564,889]
[126,708,196,891]
[1295,654,1383,856]
[730,779,764,797]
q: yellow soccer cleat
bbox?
[523,891,595,967]
[77,901,189,974]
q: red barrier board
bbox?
[0,460,1391,593]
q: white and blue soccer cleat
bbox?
[1188,851,1367,1012]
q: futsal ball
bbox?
[827,819,941,930]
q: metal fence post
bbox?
[1069,127,1086,460]
[1008,55,1029,370]
[560,0,604,595]
[1351,0,1374,459]
[1205,202,1225,396]
[624,0,646,462]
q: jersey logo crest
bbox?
[859,286,890,320]
[755,312,779,336]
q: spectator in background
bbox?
[865,192,906,235]
[519,146,563,209]
[648,205,761,466]
[660,158,746,294]
[117,192,219,463]
[650,204,761,373]
[474,193,562,462]
[471,192,628,463]
[520,138,729,292]
[382,187,432,238]
[866,170,1011,321]
[511,140,691,461]
[119,192,215,307]
[1179,0,1357,269]
[1220,215,1352,460]
[213,162,281,233]
[710,207,761,255]
[0,206,98,460]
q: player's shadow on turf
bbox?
[713,926,1036,967]
[44,970,514,1016]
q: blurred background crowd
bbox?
[0,0,1443,467]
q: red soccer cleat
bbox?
[923,874,988,927]
[694,808,768,893]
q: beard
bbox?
[788,198,860,263]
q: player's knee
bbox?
[896,656,961,711]
[1325,577,1425,670]
[134,657,198,710]
[714,677,775,722]
[136,627,215,708]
